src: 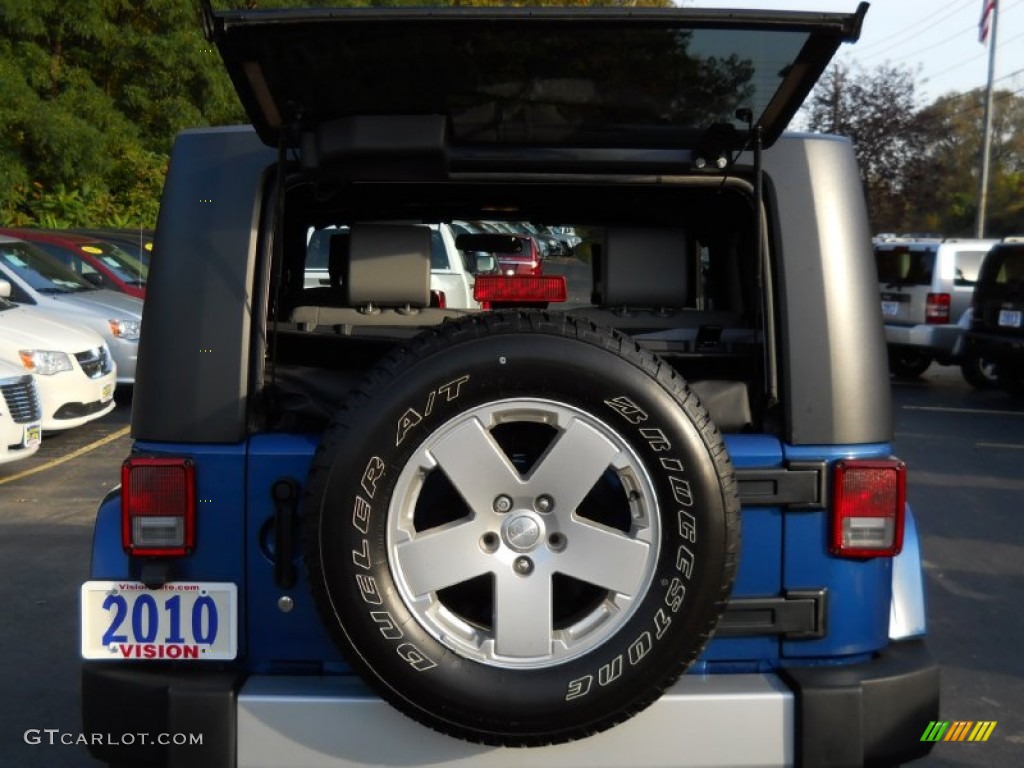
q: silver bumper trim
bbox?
[238,673,793,768]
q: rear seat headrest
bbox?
[327,232,350,289]
[598,227,689,307]
[346,224,431,307]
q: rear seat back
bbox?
[578,226,754,432]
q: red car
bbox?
[496,234,543,276]
[0,228,147,299]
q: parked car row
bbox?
[0,228,146,465]
[873,235,1022,390]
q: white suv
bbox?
[874,236,999,380]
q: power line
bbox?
[859,0,1023,65]
[923,30,1024,89]
[937,84,1024,122]
[855,0,975,58]
[840,1,1024,101]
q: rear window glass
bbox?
[952,250,987,287]
[874,246,935,287]
[0,242,95,294]
[981,246,1024,286]
[81,242,148,286]
[430,230,451,271]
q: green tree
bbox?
[0,0,240,226]
[805,61,1024,236]
[911,88,1024,237]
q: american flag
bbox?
[979,0,997,43]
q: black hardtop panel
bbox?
[976,242,1024,316]
[203,1,866,153]
[980,242,1024,284]
[765,134,892,445]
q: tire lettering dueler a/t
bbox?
[303,312,740,746]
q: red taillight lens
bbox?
[474,275,567,304]
[925,292,950,324]
[830,458,905,558]
[121,457,196,556]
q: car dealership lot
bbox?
[0,373,1021,767]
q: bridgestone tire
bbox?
[303,312,740,746]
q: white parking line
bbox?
[0,426,130,487]
[903,405,1024,417]
[976,442,1024,450]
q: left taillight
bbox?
[830,458,906,558]
[925,292,951,324]
[122,457,196,556]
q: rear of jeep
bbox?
[966,241,1024,397]
[81,5,938,767]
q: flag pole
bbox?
[975,1,998,238]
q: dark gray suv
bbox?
[81,4,939,767]
[966,241,1024,397]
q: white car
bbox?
[304,223,484,309]
[0,234,141,384]
[0,295,117,431]
[0,358,41,465]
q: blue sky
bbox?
[685,0,1024,105]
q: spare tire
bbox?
[303,312,740,746]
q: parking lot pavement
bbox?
[0,422,129,520]
[0,396,130,768]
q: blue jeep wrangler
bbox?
[81,3,939,766]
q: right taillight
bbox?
[121,457,196,556]
[830,458,906,558]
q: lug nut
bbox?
[493,495,513,513]
[480,532,500,553]
[513,556,534,575]
[535,494,554,513]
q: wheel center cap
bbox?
[503,512,543,552]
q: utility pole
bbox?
[975,1,999,238]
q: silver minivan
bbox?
[0,234,142,384]
[874,236,998,381]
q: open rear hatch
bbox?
[202,1,866,172]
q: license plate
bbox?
[881,301,900,317]
[101,383,114,402]
[998,309,1022,328]
[81,581,237,661]
[23,423,41,448]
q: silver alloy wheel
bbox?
[387,398,660,669]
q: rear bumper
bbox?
[81,639,938,768]
[884,323,960,357]
[966,331,1024,368]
